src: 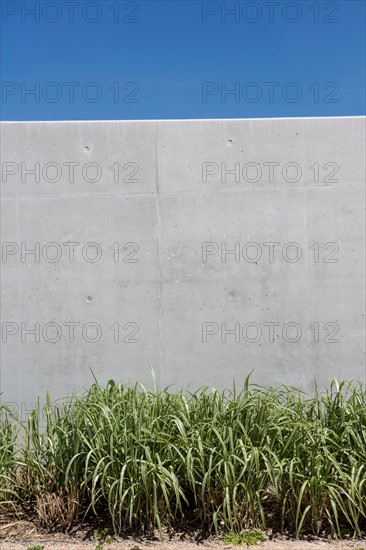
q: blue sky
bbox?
[1,0,365,120]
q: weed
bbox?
[1,377,366,537]
[224,530,265,546]
[94,527,113,549]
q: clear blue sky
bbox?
[1,0,365,120]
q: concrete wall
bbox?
[1,117,365,412]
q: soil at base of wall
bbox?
[1,514,365,550]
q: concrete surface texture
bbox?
[0,117,365,411]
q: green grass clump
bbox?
[224,529,264,545]
[1,376,366,538]
[0,403,18,509]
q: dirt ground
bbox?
[1,540,366,550]
[1,518,365,550]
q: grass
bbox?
[0,376,365,539]
[0,403,18,510]
[93,527,113,550]
[224,529,264,546]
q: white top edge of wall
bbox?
[1,115,365,124]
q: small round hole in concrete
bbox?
[84,146,90,152]
[227,139,233,145]
[86,296,92,303]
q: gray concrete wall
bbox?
[1,117,365,413]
